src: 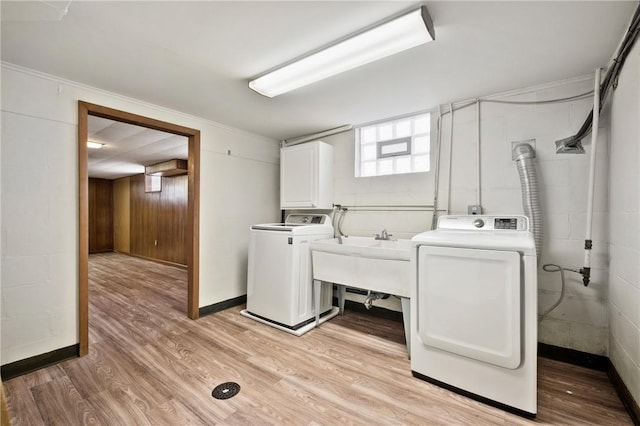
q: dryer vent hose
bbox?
[514,143,542,262]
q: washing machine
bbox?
[241,214,338,336]
[411,215,537,417]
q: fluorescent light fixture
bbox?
[87,141,104,149]
[249,6,435,98]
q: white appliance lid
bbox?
[251,223,334,235]
[251,214,333,237]
[251,213,333,235]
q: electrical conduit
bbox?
[476,101,482,207]
[446,103,454,215]
[431,105,443,230]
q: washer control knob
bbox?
[473,219,485,228]
[302,216,309,223]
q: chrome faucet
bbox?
[374,229,393,240]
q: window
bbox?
[355,112,431,177]
[145,174,162,192]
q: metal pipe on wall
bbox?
[282,125,353,146]
[334,204,437,212]
[446,103,454,215]
[431,105,443,229]
[476,100,482,207]
[582,67,602,287]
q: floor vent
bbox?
[212,382,241,400]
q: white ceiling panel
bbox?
[87,118,188,180]
[2,1,636,140]
[87,116,116,135]
[89,124,148,147]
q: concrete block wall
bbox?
[608,42,640,406]
[321,75,609,354]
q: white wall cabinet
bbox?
[280,141,334,209]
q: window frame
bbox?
[145,174,162,193]
[377,137,412,159]
[355,111,431,178]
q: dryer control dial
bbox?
[473,219,485,228]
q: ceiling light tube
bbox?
[87,141,104,149]
[249,6,435,98]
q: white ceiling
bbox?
[88,117,187,180]
[1,1,636,142]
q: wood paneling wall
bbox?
[88,178,113,253]
[130,174,187,265]
[113,177,131,253]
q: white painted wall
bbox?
[321,75,610,354]
[0,65,3,364]
[608,43,640,406]
[0,64,280,365]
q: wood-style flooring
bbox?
[4,253,633,425]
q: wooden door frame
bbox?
[78,101,200,356]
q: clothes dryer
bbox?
[411,215,537,417]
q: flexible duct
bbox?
[514,143,542,262]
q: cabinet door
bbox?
[281,144,317,208]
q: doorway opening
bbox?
[78,101,201,356]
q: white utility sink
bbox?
[310,235,413,355]
[309,236,411,297]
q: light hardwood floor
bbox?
[4,253,633,425]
